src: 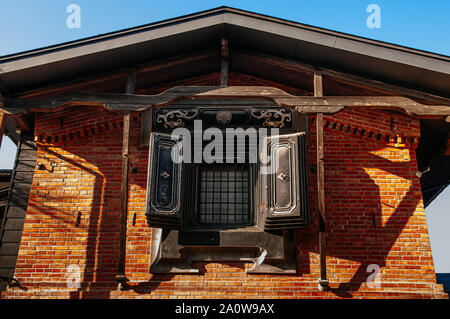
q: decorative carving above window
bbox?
[216,110,232,125]
[250,109,292,128]
[156,109,198,128]
[152,107,296,130]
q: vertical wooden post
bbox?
[314,71,329,290]
[0,113,7,148]
[220,39,229,87]
[116,70,136,289]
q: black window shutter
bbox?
[258,132,309,231]
[145,132,183,229]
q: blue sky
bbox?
[0,0,449,272]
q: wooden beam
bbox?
[4,86,450,118]
[116,70,136,289]
[0,113,7,148]
[233,50,450,106]
[220,39,229,87]
[315,72,328,290]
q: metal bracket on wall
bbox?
[149,229,297,274]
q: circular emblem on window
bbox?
[216,110,232,125]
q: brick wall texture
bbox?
[2,73,447,299]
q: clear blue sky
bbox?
[0,0,449,272]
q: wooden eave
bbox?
[2,86,450,120]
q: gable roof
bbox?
[0,6,449,97]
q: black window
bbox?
[197,164,251,226]
[145,130,309,232]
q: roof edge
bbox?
[0,6,449,63]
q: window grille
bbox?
[198,164,251,225]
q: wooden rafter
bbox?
[14,49,218,99]
[233,50,450,106]
[2,86,449,119]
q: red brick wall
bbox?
[1,73,447,299]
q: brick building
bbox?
[0,7,449,299]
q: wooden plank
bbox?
[0,243,20,255]
[0,133,35,292]
[315,71,328,289]
[0,268,15,278]
[14,160,35,172]
[316,112,325,223]
[19,139,37,151]
[10,183,32,195]
[5,206,27,218]
[315,73,325,222]
[0,113,6,148]
[220,39,229,87]
[314,72,323,97]
[4,87,449,118]
[116,70,136,284]
[0,230,22,243]
[0,256,18,268]
[17,149,37,161]
[118,110,130,274]
[13,171,34,183]
[7,195,29,208]
[4,218,25,231]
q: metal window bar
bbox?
[196,134,254,226]
[198,164,250,225]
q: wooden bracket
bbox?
[150,230,297,275]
